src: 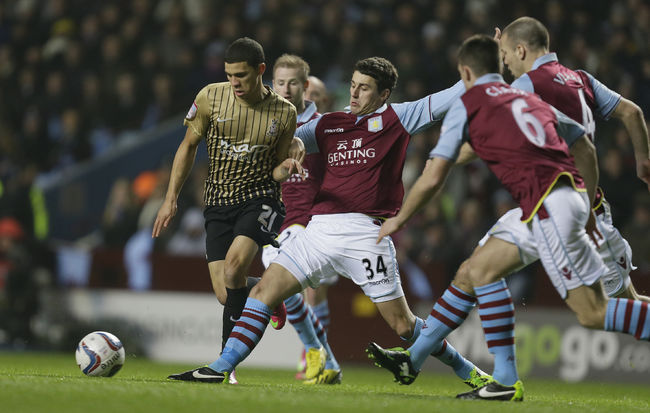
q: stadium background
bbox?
[0,0,649,382]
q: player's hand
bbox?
[494,27,502,41]
[152,198,177,238]
[637,158,650,191]
[585,209,603,248]
[273,158,304,182]
[289,137,306,164]
[376,217,402,244]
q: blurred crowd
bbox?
[0,0,649,319]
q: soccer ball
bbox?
[75,331,125,377]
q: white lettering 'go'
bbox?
[511,98,546,147]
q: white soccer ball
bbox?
[75,331,125,377]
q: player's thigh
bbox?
[465,236,526,286]
[223,235,259,284]
[250,263,304,308]
[463,207,538,286]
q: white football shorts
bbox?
[262,224,340,286]
[480,192,633,297]
[480,185,608,299]
[272,213,404,303]
[592,199,635,295]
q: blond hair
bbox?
[273,54,310,83]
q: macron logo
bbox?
[324,128,344,133]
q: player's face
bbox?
[272,67,306,108]
[225,61,263,100]
[500,35,524,78]
[349,71,388,116]
[305,79,327,108]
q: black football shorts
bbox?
[203,197,285,262]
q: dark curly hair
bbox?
[353,57,398,95]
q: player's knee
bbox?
[248,269,284,308]
[574,306,606,329]
[466,259,503,287]
[249,283,263,300]
[224,257,248,285]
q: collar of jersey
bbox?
[298,100,318,123]
[341,103,388,125]
[475,73,506,86]
[532,52,559,70]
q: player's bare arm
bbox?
[288,137,306,164]
[272,158,304,182]
[611,97,650,189]
[271,119,302,182]
[454,142,478,165]
[152,127,202,238]
[377,157,453,242]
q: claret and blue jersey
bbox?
[511,53,621,143]
[431,73,587,223]
[295,81,465,218]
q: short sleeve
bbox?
[429,98,468,161]
[183,85,211,137]
[577,70,621,120]
[295,116,321,154]
[391,80,465,135]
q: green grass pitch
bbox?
[1,352,648,413]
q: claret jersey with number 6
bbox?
[510,53,622,210]
[430,73,587,223]
[511,53,621,145]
